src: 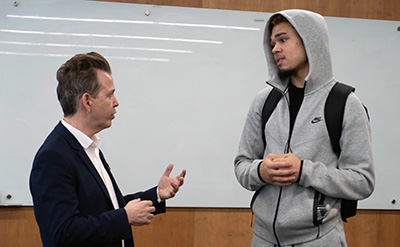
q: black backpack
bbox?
[259,82,366,222]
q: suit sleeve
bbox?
[123,187,166,215]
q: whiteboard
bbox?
[0,0,399,209]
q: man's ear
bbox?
[81,93,92,112]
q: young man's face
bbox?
[270,21,309,79]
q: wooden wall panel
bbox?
[97,0,202,8]
[191,208,252,247]
[93,0,400,20]
[1,207,400,247]
[0,207,41,247]
[132,207,196,246]
[343,210,400,247]
[132,208,253,247]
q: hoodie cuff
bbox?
[257,161,267,183]
[297,160,304,183]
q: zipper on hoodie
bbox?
[284,81,326,241]
[272,138,292,247]
[263,83,290,247]
[270,81,304,246]
[274,90,291,247]
[272,186,283,247]
[272,137,292,247]
[263,82,302,246]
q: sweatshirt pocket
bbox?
[313,191,327,226]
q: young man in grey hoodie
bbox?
[234,10,375,247]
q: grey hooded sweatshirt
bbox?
[234,10,375,246]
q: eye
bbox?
[270,42,276,50]
[106,93,114,99]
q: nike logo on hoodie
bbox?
[311,117,323,124]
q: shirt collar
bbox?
[61,119,100,149]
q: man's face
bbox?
[270,21,309,79]
[89,70,119,132]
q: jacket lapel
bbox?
[99,151,126,207]
[55,122,114,206]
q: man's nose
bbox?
[272,44,281,54]
[113,96,119,107]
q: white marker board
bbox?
[0,0,399,209]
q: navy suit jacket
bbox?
[30,122,165,247]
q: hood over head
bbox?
[264,9,334,94]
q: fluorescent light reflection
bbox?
[7,15,155,25]
[0,41,193,53]
[0,51,170,62]
[7,15,260,31]
[158,22,260,31]
[0,29,222,44]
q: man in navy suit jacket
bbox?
[30,52,186,247]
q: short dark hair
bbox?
[268,14,289,35]
[56,52,112,117]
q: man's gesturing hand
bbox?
[158,164,186,201]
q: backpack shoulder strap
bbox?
[324,82,355,155]
[324,82,358,222]
[261,88,283,147]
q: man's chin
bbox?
[278,69,294,79]
[103,121,113,130]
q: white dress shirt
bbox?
[61,120,120,210]
[62,120,130,247]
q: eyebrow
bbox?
[107,88,115,96]
[272,32,287,39]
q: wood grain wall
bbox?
[2,0,399,246]
[93,0,400,21]
[1,207,400,246]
